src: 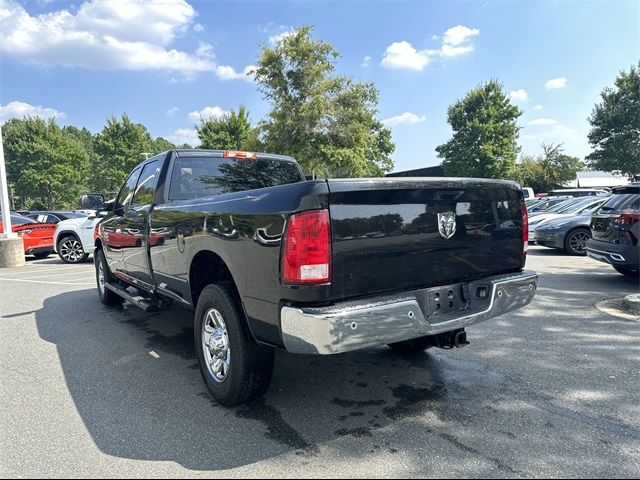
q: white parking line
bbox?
[11,270,95,280]
[0,277,94,286]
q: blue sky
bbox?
[0,0,638,173]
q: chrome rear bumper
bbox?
[281,270,538,355]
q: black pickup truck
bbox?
[94,149,538,406]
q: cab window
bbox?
[132,160,161,206]
[116,168,142,210]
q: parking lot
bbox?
[0,247,638,478]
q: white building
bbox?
[565,171,630,188]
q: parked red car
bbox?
[0,214,57,259]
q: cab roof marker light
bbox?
[224,150,257,160]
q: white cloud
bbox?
[545,77,567,89]
[361,55,372,68]
[193,23,204,33]
[528,118,557,126]
[443,25,480,46]
[381,25,479,71]
[521,124,578,144]
[188,106,229,123]
[268,29,294,46]
[169,128,199,146]
[0,0,253,81]
[215,64,256,81]
[533,104,543,111]
[509,89,528,102]
[165,107,180,117]
[381,41,434,71]
[382,112,426,127]
[0,101,66,123]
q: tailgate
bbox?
[590,214,618,243]
[328,178,524,300]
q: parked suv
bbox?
[586,184,640,277]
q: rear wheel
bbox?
[195,284,274,406]
[58,235,89,264]
[613,265,640,278]
[388,336,434,354]
[564,228,591,256]
[95,249,124,306]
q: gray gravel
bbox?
[1,248,639,478]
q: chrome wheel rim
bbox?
[202,308,231,383]
[569,231,589,253]
[97,262,105,296]
[60,239,84,262]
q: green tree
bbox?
[196,105,259,151]
[514,143,583,192]
[92,114,154,192]
[436,80,522,179]
[152,136,175,154]
[253,26,394,177]
[586,63,640,180]
[3,117,89,209]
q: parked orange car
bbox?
[0,214,57,259]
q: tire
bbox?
[33,251,51,260]
[613,265,640,278]
[388,336,434,354]
[95,249,124,306]
[564,228,591,256]
[58,235,90,264]
[195,284,274,406]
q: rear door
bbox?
[328,179,524,301]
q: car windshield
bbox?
[544,198,580,213]
[62,212,87,219]
[553,197,599,214]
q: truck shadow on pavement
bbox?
[33,265,640,474]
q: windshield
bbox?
[544,198,580,213]
[553,197,599,214]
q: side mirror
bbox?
[79,193,105,211]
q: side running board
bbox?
[104,282,171,312]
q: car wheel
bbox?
[195,283,274,406]
[33,251,51,260]
[95,249,124,306]
[58,235,90,264]
[613,266,640,278]
[388,336,434,354]
[564,228,591,256]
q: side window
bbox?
[116,168,142,210]
[132,160,161,207]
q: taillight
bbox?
[521,201,528,254]
[614,211,640,226]
[223,150,256,159]
[282,210,331,284]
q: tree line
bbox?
[2,26,636,210]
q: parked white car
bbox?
[53,215,101,263]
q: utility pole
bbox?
[0,125,25,267]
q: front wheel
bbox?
[195,284,274,406]
[564,228,591,256]
[95,249,124,306]
[58,236,89,264]
[613,265,640,278]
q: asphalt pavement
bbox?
[0,247,638,478]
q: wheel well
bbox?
[189,251,237,307]
[57,231,81,248]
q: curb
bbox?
[622,294,640,315]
